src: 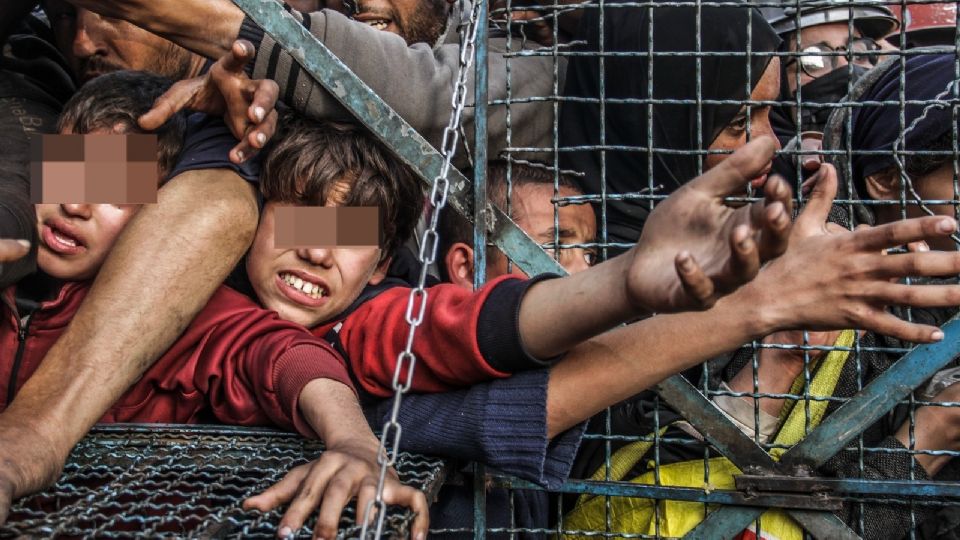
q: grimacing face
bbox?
[353,0,448,45]
[42,0,195,83]
[246,201,389,328]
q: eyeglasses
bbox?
[786,37,881,79]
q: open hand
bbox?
[243,438,428,540]
[745,163,960,343]
[628,137,793,313]
[139,40,279,164]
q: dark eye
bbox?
[584,249,597,266]
[727,114,748,134]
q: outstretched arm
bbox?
[518,137,794,359]
[543,165,960,438]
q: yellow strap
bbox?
[773,329,856,451]
[575,426,670,507]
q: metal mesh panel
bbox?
[0,425,447,539]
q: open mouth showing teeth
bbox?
[280,272,326,299]
[53,230,79,247]
[366,19,389,30]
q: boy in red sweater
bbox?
[244,115,796,402]
[0,72,427,538]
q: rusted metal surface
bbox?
[0,425,447,539]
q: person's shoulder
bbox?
[165,113,261,184]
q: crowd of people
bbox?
[0,0,959,538]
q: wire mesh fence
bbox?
[0,425,448,539]
[6,0,960,538]
[473,0,960,539]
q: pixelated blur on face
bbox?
[704,58,781,192]
[246,202,388,329]
[487,184,598,279]
[34,128,143,281]
[353,0,447,45]
[42,0,194,83]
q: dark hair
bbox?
[58,71,187,179]
[261,114,424,262]
[436,160,582,281]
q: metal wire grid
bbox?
[482,0,960,539]
[0,425,447,539]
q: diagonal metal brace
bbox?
[231,0,564,277]
[781,314,960,469]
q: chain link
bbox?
[360,1,485,536]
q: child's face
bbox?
[246,201,389,328]
[35,128,142,281]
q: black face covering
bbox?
[796,64,869,132]
[560,6,781,246]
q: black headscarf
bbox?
[560,4,780,246]
[851,53,958,189]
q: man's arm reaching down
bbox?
[0,168,258,523]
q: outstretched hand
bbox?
[745,163,960,343]
[243,438,428,540]
[628,137,793,313]
[139,40,279,164]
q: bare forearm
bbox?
[300,379,375,446]
[65,0,240,59]
[544,291,768,439]
[4,169,257,453]
[519,254,638,359]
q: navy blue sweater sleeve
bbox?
[477,273,562,373]
[367,369,585,489]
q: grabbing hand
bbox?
[139,40,279,164]
[242,438,428,540]
[628,137,793,313]
[745,163,960,343]
[0,240,30,264]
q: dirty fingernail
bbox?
[254,106,266,123]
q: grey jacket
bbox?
[239,2,561,168]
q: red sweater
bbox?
[311,274,556,399]
[0,277,353,437]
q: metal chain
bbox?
[360,1,484,537]
[892,79,960,245]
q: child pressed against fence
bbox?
[0,71,428,539]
